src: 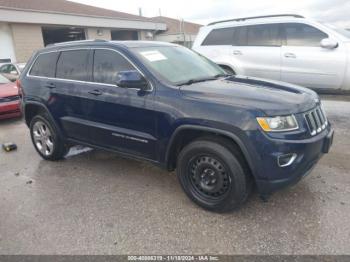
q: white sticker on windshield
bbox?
[140,50,167,62]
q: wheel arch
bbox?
[165,125,256,178]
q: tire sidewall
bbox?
[177,140,248,212]
[30,114,64,160]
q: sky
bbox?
[70,0,350,28]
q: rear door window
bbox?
[282,23,328,46]
[56,50,91,81]
[246,24,281,46]
[202,27,235,45]
[233,26,248,46]
[29,52,59,77]
[93,49,135,85]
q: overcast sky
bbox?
[70,0,350,28]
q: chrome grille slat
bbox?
[304,106,328,136]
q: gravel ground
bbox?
[0,97,349,255]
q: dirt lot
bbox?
[0,96,350,255]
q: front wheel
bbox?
[176,138,251,212]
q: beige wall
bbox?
[86,28,111,41]
[11,23,44,63]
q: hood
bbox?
[0,82,19,98]
[179,75,319,116]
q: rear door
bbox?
[195,27,236,68]
[280,23,347,89]
[232,24,282,80]
[54,49,94,142]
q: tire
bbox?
[219,65,235,75]
[176,138,252,213]
[30,114,69,161]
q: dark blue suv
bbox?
[19,40,334,212]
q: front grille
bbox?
[0,95,20,103]
[304,106,328,136]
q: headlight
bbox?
[257,115,299,132]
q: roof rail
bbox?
[208,14,304,26]
[47,39,108,47]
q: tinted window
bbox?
[93,50,135,84]
[233,26,248,46]
[283,23,328,46]
[30,52,59,77]
[246,24,280,46]
[56,50,91,81]
[202,27,235,45]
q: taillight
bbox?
[16,79,23,98]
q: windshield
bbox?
[0,74,11,84]
[132,45,225,85]
[322,22,350,39]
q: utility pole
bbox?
[138,7,142,16]
[158,8,162,17]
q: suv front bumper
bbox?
[253,127,334,195]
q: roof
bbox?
[0,0,153,22]
[152,16,202,35]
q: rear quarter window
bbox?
[29,52,59,78]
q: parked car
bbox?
[193,14,350,92]
[20,40,333,212]
[0,63,26,82]
[0,74,21,120]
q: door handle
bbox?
[284,53,296,58]
[45,82,56,89]
[233,50,242,55]
[88,89,103,96]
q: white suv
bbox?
[193,14,350,91]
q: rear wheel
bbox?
[30,114,68,160]
[176,138,251,212]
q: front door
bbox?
[280,23,347,90]
[89,49,156,159]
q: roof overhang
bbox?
[0,8,166,30]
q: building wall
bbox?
[86,28,111,41]
[0,22,16,62]
[11,23,44,63]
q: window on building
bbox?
[56,50,91,81]
[42,27,86,46]
[29,52,60,77]
[111,30,139,40]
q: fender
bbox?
[23,101,66,139]
[165,125,257,177]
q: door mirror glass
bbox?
[116,70,149,90]
[320,38,338,49]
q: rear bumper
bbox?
[0,101,21,120]
[253,127,334,195]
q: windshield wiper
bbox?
[214,73,233,78]
[176,77,218,86]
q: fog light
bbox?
[278,153,297,167]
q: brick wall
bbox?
[11,23,44,63]
[86,28,111,41]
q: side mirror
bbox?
[10,70,18,75]
[320,38,338,49]
[116,70,150,90]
